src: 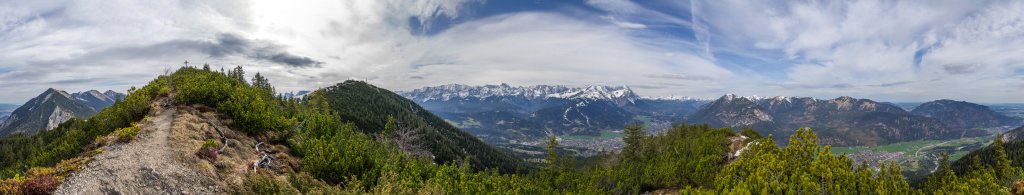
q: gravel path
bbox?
[54,104,223,195]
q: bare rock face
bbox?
[45,106,74,130]
[1004,125,1024,143]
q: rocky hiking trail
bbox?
[55,99,223,194]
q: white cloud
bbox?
[2,0,1023,103]
[210,0,733,98]
[693,0,1024,102]
[353,12,732,96]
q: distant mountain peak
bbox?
[0,88,125,137]
[401,84,640,104]
[717,94,785,102]
[280,90,311,99]
[911,99,1019,129]
[643,95,707,101]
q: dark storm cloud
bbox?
[25,33,323,68]
[201,33,323,67]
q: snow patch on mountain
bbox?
[401,84,640,104]
[281,90,311,99]
[642,95,709,101]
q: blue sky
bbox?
[1,0,1024,103]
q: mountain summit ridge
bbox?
[0,88,125,137]
[401,84,640,105]
[689,94,970,146]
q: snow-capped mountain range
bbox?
[399,84,708,145]
[401,84,642,104]
[280,90,311,99]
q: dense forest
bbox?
[314,80,525,173]
[0,66,1021,194]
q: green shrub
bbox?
[170,67,291,135]
[201,139,220,149]
[235,174,299,195]
[287,172,342,194]
[113,123,140,143]
[740,128,763,140]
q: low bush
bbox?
[54,158,90,178]
[0,175,24,194]
[195,139,221,162]
[201,139,220,149]
[287,172,342,194]
[20,175,58,195]
[234,174,299,195]
[114,123,141,143]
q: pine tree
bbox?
[994,134,1014,180]
[232,65,246,84]
[621,122,645,163]
[924,153,958,193]
[252,72,275,95]
[382,115,397,139]
[545,136,559,171]
[202,63,211,71]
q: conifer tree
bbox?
[382,115,397,139]
[252,72,275,95]
[231,65,246,84]
[994,134,1014,180]
[621,122,645,163]
[545,136,559,171]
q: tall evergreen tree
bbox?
[382,115,397,139]
[545,136,559,171]
[231,65,246,84]
[621,122,645,163]
[924,153,957,193]
[994,134,1012,179]
[252,72,275,95]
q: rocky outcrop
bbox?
[45,106,74,130]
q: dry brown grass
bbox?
[167,105,298,189]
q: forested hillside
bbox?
[314,80,526,173]
[949,127,1024,181]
